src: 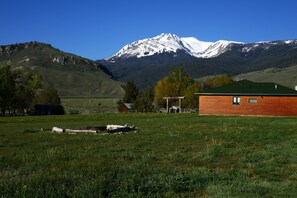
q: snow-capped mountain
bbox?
[106,33,242,61]
[241,40,297,53]
[99,35,297,89]
[198,40,242,58]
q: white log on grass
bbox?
[52,127,64,133]
[65,129,97,133]
[106,124,128,131]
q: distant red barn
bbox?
[119,103,133,113]
[195,80,297,116]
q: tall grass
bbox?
[1,114,297,197]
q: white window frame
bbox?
[248,98,258,104]
[233,96,240,105]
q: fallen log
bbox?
[86,126,107,131]
[52,127,64,133]
[65,129,97,134]
[106,124,135,133]
[50,124,136,134]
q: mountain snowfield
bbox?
[106,33,243,61]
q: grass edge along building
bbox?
[195,80,297,116]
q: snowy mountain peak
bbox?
[197,40,244,58]
[156,33,180,40]
[106,33,242,61]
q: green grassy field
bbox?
[1,114,297,197]
[61,98,120,114]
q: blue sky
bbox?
[1,0,297,60]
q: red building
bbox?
[119,103,133,113]
[195,80,297,116]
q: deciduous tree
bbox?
[0,65,21,115]
[32,85,61,106]
[183,82,202,108]
[0,64,62,116]
[154,66,202,108]
[203,75,233,89]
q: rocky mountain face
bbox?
[0,42,123,97]
[1,42,102,69]
[100,33,297,88]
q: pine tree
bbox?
[123,81,139,103]
[135,86,154,112]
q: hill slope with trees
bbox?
[0,42,124,98]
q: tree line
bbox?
[119,66,233,112]
[1,64,232,115]
[0,64,61,116]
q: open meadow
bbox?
[61,98,120,114]
[1,113,297,197]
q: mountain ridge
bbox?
[106,33,243,61]
[0,41,124,98]
[100,33,297,88]
[2,35,297,95]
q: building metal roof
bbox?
[123,103,133,109]
[195,80,297,96]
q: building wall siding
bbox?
[199,96,297,116]
[119,105,129,112]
